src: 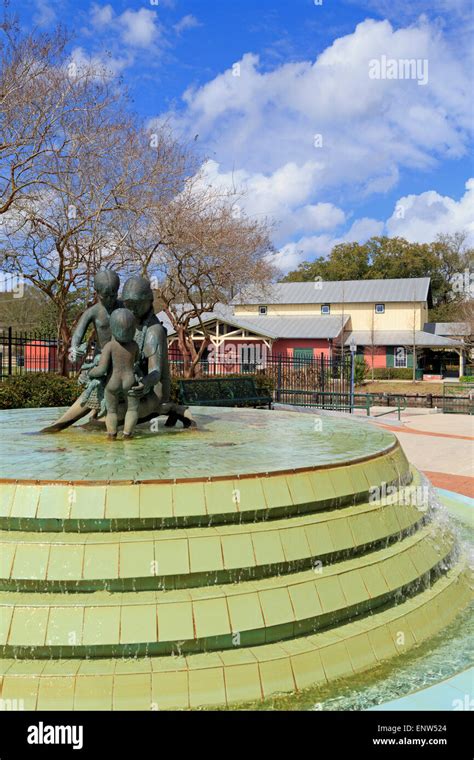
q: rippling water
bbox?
[0,406,395,481]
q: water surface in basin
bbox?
[0,406,395,482]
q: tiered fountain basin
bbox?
[0,407,471,710]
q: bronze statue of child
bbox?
[88,309,140,439]
[71,270,122,361]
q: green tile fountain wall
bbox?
[0,407,471,709]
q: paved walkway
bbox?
[402,413,473,437]
[372,413,473,487]
[370,413,473,708]
[424,472,473,499]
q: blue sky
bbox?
[19,0,474,271]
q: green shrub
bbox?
[460,375,474,383]
[370,368,414,380]
[0,373,81,409]
[354,357,368,385]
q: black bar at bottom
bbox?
[0,709,471,758]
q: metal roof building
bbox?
[159,306,349,340]
[423,322,471,337]
[234,278,432,306]
[158,277,467,377]
[344,330,462,348]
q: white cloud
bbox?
[69,46,132,78]
[197,159,346,241]
[119,9,160,48]
[164,19,472,199]
[273,183,473,273]
[273,235,338,272]
[90,4,161,50]
[202,159,323,216]
[90,3,114,28]
[174,15,202,34]
[290,204,346,234]
[344,217,385,241]
[386,179,474,243]
[155,17,473,274]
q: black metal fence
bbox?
[169,354,353,405]
[361,391,473,415]
[1,328,472,414]
[1,329,352,397]
[0,328,82,378]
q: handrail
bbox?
[370,395,407,421]
[275,389,407,420]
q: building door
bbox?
[293,348,313,367]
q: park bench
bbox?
[178,377,272,409]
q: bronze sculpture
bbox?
[70,270,122,359]
[69,269,122,418]
[88,308,140,439]
[42,271,194,433]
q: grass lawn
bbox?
[356,381,444,395]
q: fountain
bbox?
[0,273,471,710]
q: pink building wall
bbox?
[168,336,333,366]
[272,338,331,358]
[363,346,386,368]
[24,341,56,371]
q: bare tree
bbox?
[0,13,73,215]
[0,17,274,378]
[0,21,195,373]
[131,178,275,377]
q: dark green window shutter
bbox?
[386,346,394,367]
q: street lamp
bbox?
[349,337,356,413]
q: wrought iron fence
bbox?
[170,354,353,406]
[443,382,474,414]
[1,327,472,414]
[0,328,81,378]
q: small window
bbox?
[375,303,385,314]
[321,304,330,315]
[394,347,407,368]
[259,305,267,315]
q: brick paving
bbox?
[374,417,473,498]
[423,471,474,499]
